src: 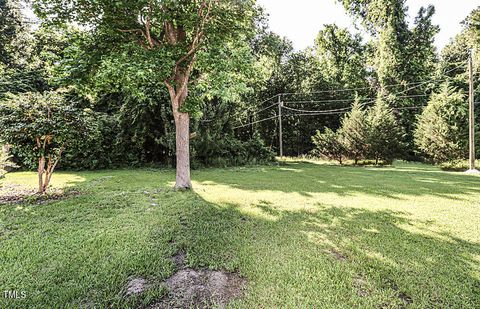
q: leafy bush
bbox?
[0,91,89,192]
[61,112,123,169]
[193,133,274,168]
[439,160,480,171]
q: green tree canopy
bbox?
[0,90,89,193]
[34,0,260,188]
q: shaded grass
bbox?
[0,161,479,308]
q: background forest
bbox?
[1,0,479,171]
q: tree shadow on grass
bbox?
[194,161,480,200]
[0,169,179,309]
[2,168,479,308]
[173,192,480,308]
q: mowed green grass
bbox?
[0,161,479,308]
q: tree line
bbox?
[0,0,479,192]
[250,1,479,165]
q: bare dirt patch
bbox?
[0,183,78,205]
[126,277,150,296]
[0,184,36,204]
[398,291,413,305]
[152,268,247,309]
[388,280,413,305]
[329,248,347,262]
[123,250,247,308]
[171,251,186,269]
[353,276,371,297]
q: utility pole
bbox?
[278,94,283,158]
[467,48,479,174]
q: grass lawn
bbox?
[1,160,479,308]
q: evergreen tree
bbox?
[311,128,345,164]
[338,0,439,157]
[414,84,469,163]
[339,98,368,164]
[366,96,404,164]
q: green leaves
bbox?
[0,90,89,168]
[33,0,259,114]
[339,99,369,162]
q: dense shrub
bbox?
[439,160,480,171]
[2,89,274,170]
[193,133,274,167]
[61,113,123,169]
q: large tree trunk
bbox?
[164,23,198,189]
[174,111,191,189]
[168,65,192,190]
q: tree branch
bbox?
[145,1,154,49]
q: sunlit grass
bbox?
[1,171,86,190]
[1,161,479,308]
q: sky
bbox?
[257,0,479,51]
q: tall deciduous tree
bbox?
[439,7,480,92]
[338,0,439,157]
[314,24,369,90]
[34,0,257,189]
[337,0,409,88]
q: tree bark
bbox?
[163,21,202,190]
[42,155,53,193]
[174,112,191,189]
[167,65,193,189]
[38,156,45,194]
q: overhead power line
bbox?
[282,93,432,105]
[278,64,466,98]
[235,104,430,129]
[232,115,278,129]
[282,105,351,114]
[282,105,428,117]
[235,67,470,132]
[251,102,279,115]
